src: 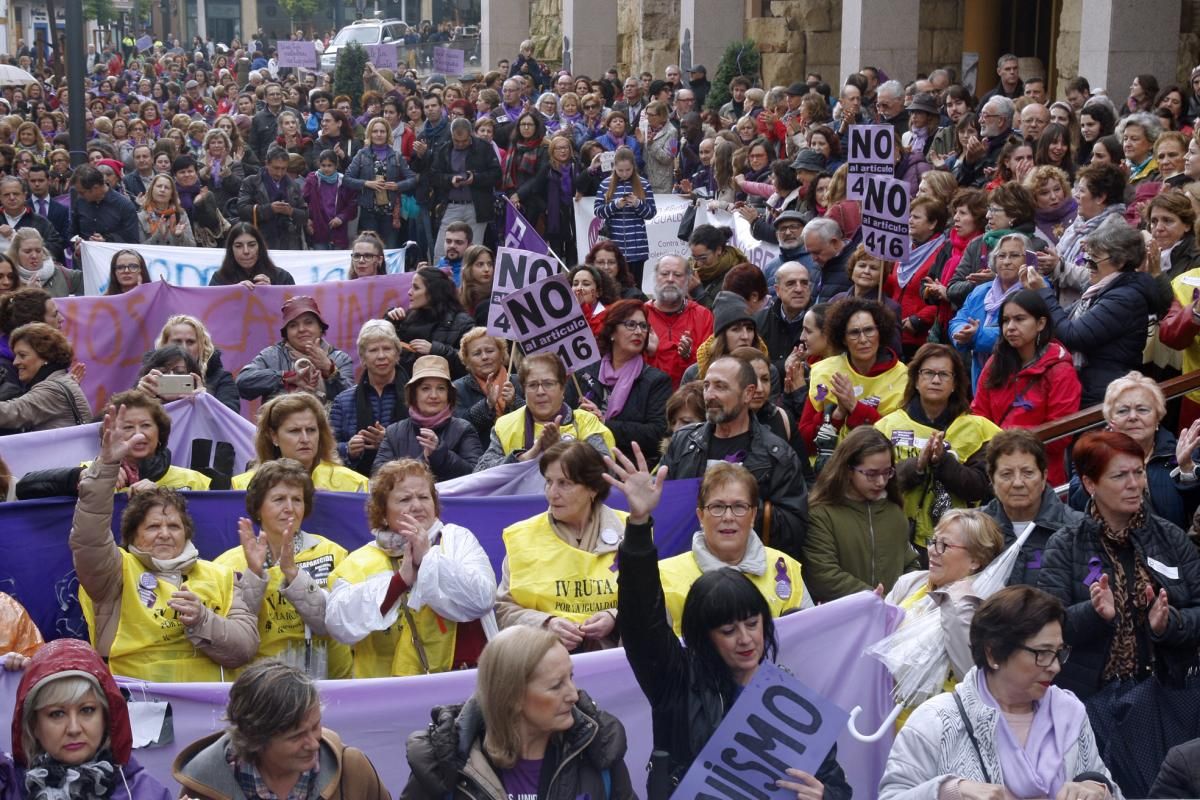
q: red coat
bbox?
[645,299,714,388]
[885,237,951,350]
[971,341,1081,486]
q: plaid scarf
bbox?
[1090,503,1155,681]
[230,745,320,800]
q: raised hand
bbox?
[238,517,267,578]
[776,768,824,800]
[603,442,667,524]
[1090,573,1115,622]
[99,404,144,465]
[1176,419,1200,474]
[277,520,299,584]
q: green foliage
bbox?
[705,39,762,112]
[84,0,115,27]
[278,0,322,25]
[333,41,368,113]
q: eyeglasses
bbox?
[929,537,970,555]
[584,104,598,111]
[114,263,142,272]
[703,502,753,518]
[845,326,878,340]
[1078,254,1113,270]
[525,379,561,393]
[918,369,953,382]
[1016,644,1072,668]
[620,320,650,332]
[351,252,380,261]
[852,467,895,481]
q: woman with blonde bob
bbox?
[401,626,635,798]
[453,326,523,445]
[325,459,497,677]
[231,393,369,492]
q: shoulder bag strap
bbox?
[953,692,992,784]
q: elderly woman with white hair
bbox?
[1116,112,1163,185]
[1065,372,1199,530]
[329,319,411,476]
[949,232,1030,387]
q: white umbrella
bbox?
[0,65,36,87]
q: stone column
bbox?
[1078,0,1179,98]
[840,0,918,90]
[562,0,615,77]
[678,0,742,78]
[481,0,530,72]
[240,0,256,40]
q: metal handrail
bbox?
[1031,370,1200,444]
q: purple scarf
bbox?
[598,355,644,421]
[547,163,574,232]
[260,169,288,202]
[982,277,1021,324]
[502,102,524,122]
[1033,198,1078,245]
[176,181,201,212]
[896,233,947,288]
[974,669,1088,798]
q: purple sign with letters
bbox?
[846,124,895,201]
[276,40,317,69]
[673,660,850,799]
[432,45,464,75]
[366,43,398,69]
[486,246,559,338]
[861,174,911,263]
[501,273,599,373]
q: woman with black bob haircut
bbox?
[607,443,852,797]
[208,222,296,287]
[386,266,475,379]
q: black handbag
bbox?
[676,200,698,242]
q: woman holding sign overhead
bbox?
[607,443,852,798]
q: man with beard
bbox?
[644,254,713,388]
[954,95,1015,189]
[658,355,809,559]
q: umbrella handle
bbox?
[846,703,904,742]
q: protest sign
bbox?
[697,205,782,275]
[501,273,599,372]
[80,241,407,293]
[861,175,911,262]
[432,45,465,75]
[674,660,851,799]
[135,34,153,52]
[276,40,317,69]
[365,43,398,69]
[486,246,559,337]
[571,194,692,290]
[597,150,616,173]
[846,124,895,201]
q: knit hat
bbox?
[95,158,124,177]
[711,290,755,337]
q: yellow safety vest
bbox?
[808,354,907,441]
[79,553,235,682]
[1172,269,1200,404]
[875,410,1001,548]
[215,535,353,678]
[328,543,458,677]
[81,462,212,491]
[504,511,628,624]
[231,461,369,492]
[658,546,806,636]
[492,408,616,456]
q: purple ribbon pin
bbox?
[609,551,620,573]
[774,557,792,601]
[1026,549,1043,571]
[1084,556,1103,587]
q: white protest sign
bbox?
[861,175,910,262]
[365,44,398,69]
[571,195,692,292]
[846,124,895,201]
[501,273,600,373]
[487,246,559,338]
[597,150,616,173]
[432,46,465,75]
[698,206,782,274]
[276,41,317,69]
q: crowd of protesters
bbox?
[1,30,1200,800]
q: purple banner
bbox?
[502,196,550,254]
[57,274,412,415]
[0,593,899,799]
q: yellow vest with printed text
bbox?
[492,407,616,456]
[658,547,806,636]
[79,552,234,682]
[807,354,907,442]
[875,410,1001,548]
[504,510,628,624]
[80,462,212,491]
[215,535,353,678]
[328,543,458,678]
[231,461,369,492]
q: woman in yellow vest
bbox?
[86,389,212,491]
[325,459,498,676]
[875,344,1001,556]
[658,461,809,636]
[71,404,259,682]
[231,393,369,492]
[798,296,908,467]
[886,509,1005,722]
[496,440,625,652]
[216,458,353,678]
[475,353,616,471]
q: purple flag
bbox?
[502,196,550,254]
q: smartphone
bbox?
[1025,250,1040,268]
[158,374,196,395]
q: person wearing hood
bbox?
[70,404,259,683]
[400,625,635,799]
[6,639,173,800]
[980,430,1086,587]
[236,296,354,404]
[1021,219,1161,406]
[877,345,1000,556]
[687,224,746,309]
[658,461,811,634]
[325,459,497,677]
[173,660,389,800]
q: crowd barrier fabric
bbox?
[80,241,409,294]
[0,593,900,799]
[572,195,692,294]
[57,274,413,413]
